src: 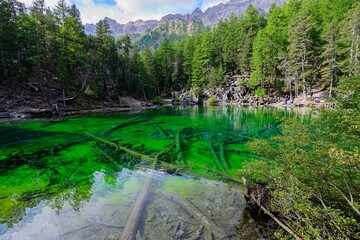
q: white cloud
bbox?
[21,0,69,9]
[19,0,228,24]
[201,0,228,11]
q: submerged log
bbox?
[155,124,170,138]
[159,190,228,240]
[188,162,242,184]
[209,141,226,174]
[120,161,156,240]
[219,138,229,169]
[175,131,184,162]
[105,116,143,135]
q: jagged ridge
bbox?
[84,0,286,37]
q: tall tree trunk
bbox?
[302,46,307,99]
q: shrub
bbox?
[151,96,165,105]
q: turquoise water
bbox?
[0,106,292,239]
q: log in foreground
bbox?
[159,190,229,240]
[120,163,156,240]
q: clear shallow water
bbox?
[0,106,294,239]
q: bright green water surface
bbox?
[0,106,292,239]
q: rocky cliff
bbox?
[84,0,286,37]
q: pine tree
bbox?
[191,29,214,90]
[288,10,317,98]
[321,21,339,97]
[182,35,196,86]
[0,0,24,79]
[96,19,111,40]
[337,2,360,77]
[53,0,86,105]
[222,14,238,74]
[141,48,157,95]
[153,38,174,92]
[237,4,266,76]
[250,30,271,88]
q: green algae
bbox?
[0,106,290,238]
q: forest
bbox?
[0,0,359,238]
[0,0,359,105]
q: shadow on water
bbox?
[0,106,299,239]
[0,127,60,147]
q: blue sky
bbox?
[21,0,228,24]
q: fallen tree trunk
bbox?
[219,138,229,169]
[58,78,87,104]
[209,141,226,174]
[105,116,143,135]
[159,190,228,240]
[188,162,242,184]
[120,161,156,240]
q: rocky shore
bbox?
[0,77,334,119]
[175,76,334,108]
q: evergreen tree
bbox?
[337,2,360,77]
[191,29,214,90]
[182,35,196,87]
[0,0,24,79]
[222,14,238,74]
[141,48,157,95]
[288,10,317,98]
[153,38,174,92]
[237,4,266,76]
[96,19,111,40]
[321,21,339,97]
[250,30,271,92]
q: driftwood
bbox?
[242,177,301,240]
[159,190,228,240]
[64,107,133,116]
[26,82,40,92]
[58,78,87,104]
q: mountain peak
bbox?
[103,17,118,24]
[192,7,203,15]
[85,0,286,37]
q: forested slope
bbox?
[0,0,359,112]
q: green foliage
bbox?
[151,96,165,105]
[288,10,319,97]
[0,0,359,104]
[207,96,217,105]
[254,87,266,99]
[337,2,360,77]
[207,66,224,91]
[242,77,360,239]
[135,19,202,50]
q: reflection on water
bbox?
[0,170,246,239]
[0,106,299,239]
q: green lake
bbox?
[0,106,297,239]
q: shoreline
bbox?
[0,101,329,121]
[0,105,169,120]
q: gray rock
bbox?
[0,112,10,118]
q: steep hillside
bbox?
[135,18,203,50]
